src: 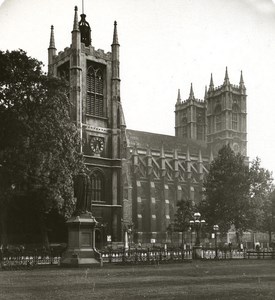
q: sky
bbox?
[0,0,275,175]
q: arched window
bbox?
[87,66,104,117]
[214,105,222,132]
[90,171,104,202]
[232,104,239,131]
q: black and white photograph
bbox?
[0,0,275,299]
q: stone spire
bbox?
[239,70,246,93]
[111,21,120,82]
[48,25,56,76]
[71,6,81,50]
[49,25,56,49]
[112,21,119,45]
[204,85,208,100]
[73,6,79,31]
[209,73,214,91]
[189,83,195,100]
[177,89,181,104]
[223,66,230,86]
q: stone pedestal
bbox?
[193,245,202,259]
[61,213,101,267]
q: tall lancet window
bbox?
[87,66,104,117]
[90,171,104,202]
[215,105,222,132]
[232,104,239,131]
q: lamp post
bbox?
[189,212,205,259]
[213,224,219,259]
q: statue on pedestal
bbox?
[73,171,92,216]
[61,170,101,266]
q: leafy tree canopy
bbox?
[200,144,274,241]
[201,145,250,235]
[0,50,85,245]
[172,199,195,233]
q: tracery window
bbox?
[87,66,104,116]
[214,105,222,132]
[90,171,104,202]
[232,104,239,131]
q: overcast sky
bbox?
[1,0,275,175]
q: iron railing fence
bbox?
[246,250,275,259]
[1,246,274,270]
[0,245,65,270]
[100,248,192,264]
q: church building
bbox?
[48,7,247,246]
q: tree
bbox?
[201,145,251,243]
[248,158,274,234]
[0,50,84,246]
[261,191,275,244]
[171,199,195,247]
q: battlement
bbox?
[211,83,242,93]
[81,44,112,60]
[177,97,205,107]
[52,44,112,64]
[53,47,71,63]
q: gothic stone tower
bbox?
[175,84,207,142]
[48,7,126,243]
[175,68,247,157]
[206,68,247,156]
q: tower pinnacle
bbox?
[189,83,195,100]
[209,73,214,91]
[177,89,181,104]
[239,70,246,93]
[73,6,79,31]
[240,70,244,84]
[48,25,56,76]
[224,66,230,85]
[49,25,56,49]
[112,21,119,45]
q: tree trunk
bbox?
[39,213,49,249]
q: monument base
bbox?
[61,213,101,267]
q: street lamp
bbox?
[213,224,219,259]
[189,212,205,259]
[189,212,205,246]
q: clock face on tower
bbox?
[90,136,104,154]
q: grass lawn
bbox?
[0,260,274,299]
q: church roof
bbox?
[126,129,209,157]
